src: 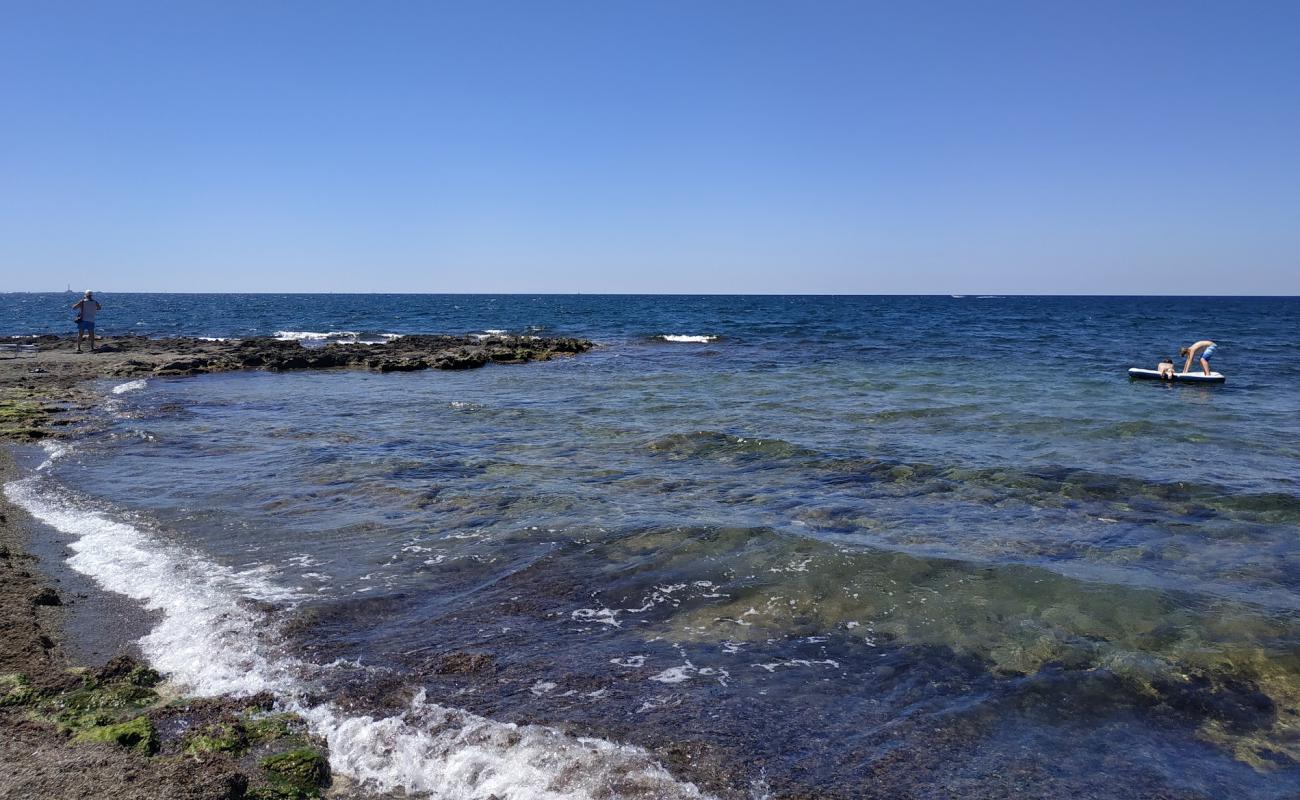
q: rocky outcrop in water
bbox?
[146,334,593,377]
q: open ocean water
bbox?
[5,293,1300,799]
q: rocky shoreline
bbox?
[0,333,594,799]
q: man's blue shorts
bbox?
[1202,344,1216,360]
[77,320,95,332]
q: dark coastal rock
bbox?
[433,349,490,370]
[94,654,162,688]
[153,358,212,376]
[30,586,62,606]
[108,359,156,376]
[145,334,593,377]
[370,357,429,372]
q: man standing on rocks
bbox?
[72,290,102,353]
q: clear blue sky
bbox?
[2,1,1298,294]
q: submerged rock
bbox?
[432,651,496,675]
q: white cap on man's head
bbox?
[84,290,93,297]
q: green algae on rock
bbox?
[0,391,52,439]
[0,672,39,706]
[252,747,331,800]
[244,711,304,744]
[181,710,313,757]
[183,721,249,755]
[73,714,159,754]
[50,672,160,726]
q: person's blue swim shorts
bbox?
[1202,344,1216,360]
[77,320,95,331]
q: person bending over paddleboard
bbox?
[1180,340,1217,376]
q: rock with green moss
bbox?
[246,783,316,800]
[127,665,162,687]
[53,676,158,720]
[0,394,50,439]
[251,747,330,799]
[0,673,39,706]
[73,715,159,754]
[244,712,302,743]
[183,721,248,755]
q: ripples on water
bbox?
[13,295,1300,798]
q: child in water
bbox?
[1157,357,1176,379]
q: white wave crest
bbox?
[274,331,402,345]
[659,335,717,344]
[2,477,711,800]
[111,379,148,395]
[37,440,71,471]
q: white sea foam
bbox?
[37,439,71,469]
[648,666,694,684]
[659,335,717,344]
[571,607,621,628]
[274,331,402,345]
[111,379,148,395]
[3,474,710,800]
[752,659,839,673]
[275,330,355,341]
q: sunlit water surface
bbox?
[13,295,1300,798]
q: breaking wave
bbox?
[274,331,403,345]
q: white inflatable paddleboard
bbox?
[1128,368,1225,383]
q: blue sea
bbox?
[5,293,1300,799]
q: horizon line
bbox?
[5,291,1300,298]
